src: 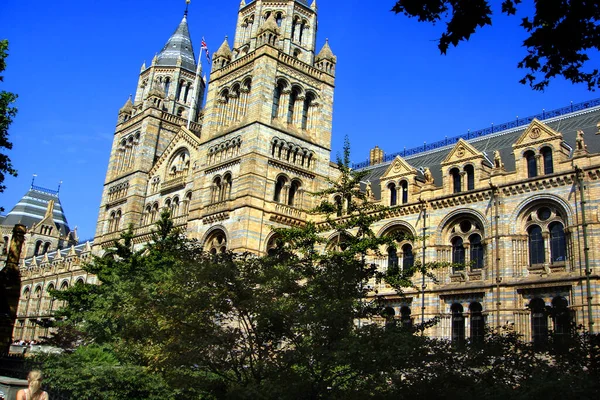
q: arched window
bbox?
[528,225,545,265]
[388,183,397,206]
[400,306,412,328]
[164,77,171,97]
[402,243,414,270]
[2,236,8,255]
[450,168,461,193]
[387,246,398,273]
[469,233,484,270]
[302,93,314,130]
[183,192,192,215]
[287,87,299,124]
[530,298,548,345]
[272,82,284,119]
[114,210,121,231]
[400,180,408,204]
[275,12,283,26]
[222,173,233,202]
[34,240,42,256]
[549,222,566,263]
[171,197,180,216]
[205,230,227,254]
[151,203,159,223]
[274,176,287,203]
[43,242,51,254]
[288,179,301,207]
[465,164,475,191]
[143,205,152,225]
[469,302,484,343]
[451,303,465,345]
[334,195,343,217]
[552,296,570,337]
[452,237,465,270]
[541,147,553,175]
[525,150,537,178]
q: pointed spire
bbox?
[239,0,246,8]
[31,256,38,267]
[84,241,92,252]
[42,252,49,263]
[140,61,146,72]
[69,244,77,256]
[311,0,317,10]
[152,53,158,66]
[44,200,55,219]
[119,95,133,114]
[316,39,336,62]
[54,249,63,261]
[156,14,197,72]
[214,36,232,60]
[21,258,27,269]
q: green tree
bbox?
[0,39,17,197]
[40,142,600,399]
[391,0,600,91]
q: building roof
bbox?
[156,14,197,72]
[2,186,71,236]
[358,102,600,200]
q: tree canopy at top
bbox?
[392,0,600,91]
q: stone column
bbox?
[293,96,305,127]
[278,89,291,120]
[536,154,543,176]
[460,171,467,193]
[240,87,250,120]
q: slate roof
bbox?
[156,15,197,72]
[358,105,600,201]
[2,186,71,236]
[23,241,92,268]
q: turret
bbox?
[315,39,336,76]
[212,37,232,71]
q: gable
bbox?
[513,119,563,148]
[380,156,416,181]
[442,139,483,165]
[148,126,201,177]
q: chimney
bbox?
[369,146,384,166]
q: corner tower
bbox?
[95,9,206,246]
[187,0,336,253]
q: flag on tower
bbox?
[201,37,211,62]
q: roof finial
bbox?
[185,0,190,16]
[31,173,37,189]
[57,180,63,194]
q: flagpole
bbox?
[187,58,202,130]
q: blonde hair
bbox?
[27,370,43,396]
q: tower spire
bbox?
[184,0,190,16]
[155,11,197,72]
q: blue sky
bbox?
[1,0,598,240]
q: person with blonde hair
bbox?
[16,370,48,400]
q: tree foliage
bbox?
[391,0,600,91]
[40,143,600,398]
[0,39,17,197]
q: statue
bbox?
[424,167,434,185]
[576,130,588,151]
[493,150,504,169]
[365,180,373,199]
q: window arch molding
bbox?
[166,147,191,179]
[440,212,487,272]
[378,224,416,272]
[325,231,354,252]
[202,226,229,254]
[510,195,572,235]
[436,209,489,243]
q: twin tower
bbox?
[96,0,336,253]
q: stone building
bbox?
[9,0,600,343]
